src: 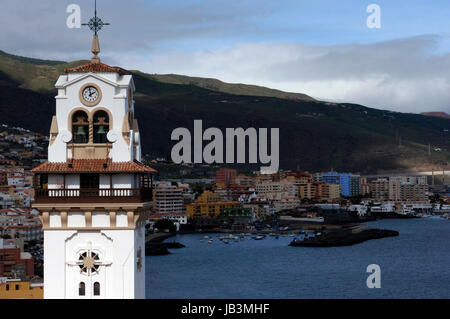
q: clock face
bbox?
[82,86,99,103]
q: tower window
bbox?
[93,282,100,296]
[72,111,89,144]
[77,250,101,275]
[93,111,109,143]
[79,282,85,296]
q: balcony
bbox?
[34,187,153,204]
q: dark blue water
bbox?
[146,218,450,298]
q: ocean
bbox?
[146,217,450,299]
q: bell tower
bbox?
[31,1,156,299]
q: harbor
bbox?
[146,218,450,299]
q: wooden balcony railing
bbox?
[34,188,153,204]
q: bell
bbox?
[97,125,106,134]
[76,126,86,135]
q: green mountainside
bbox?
[0,50,449,174]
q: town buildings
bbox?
[0,278,43,299]
[321,172,361,197]
[186,190,240,219]
[0,238,35,279]
[388,176,428,203]
[370,178,390,201]
[153,182,184,214]
[0,208,42,241]
[215,168,237,186]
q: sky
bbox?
[1,0,450,113]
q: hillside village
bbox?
[1,119,449,293]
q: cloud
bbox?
[1,1,450,113]
[0,0,274,59]
[130,35,450,113]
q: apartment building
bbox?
[215,168,237,186]
[388,176,428,202]
[321,172,361,197]
[153,182,184,214]
[370,178,389,201]
[314,182,341,201]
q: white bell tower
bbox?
[31,2,155,299]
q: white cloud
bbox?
[121,36,450,113]
[1,1,450,113]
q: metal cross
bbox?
[82,0,110,36]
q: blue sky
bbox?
[1,0,450,113]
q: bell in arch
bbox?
[97,125,106,134]
[76,126,86,136]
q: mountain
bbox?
[135,72,315,101]
[421,112,450,120]
[0,50,449,174]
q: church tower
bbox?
[31,3,156,299]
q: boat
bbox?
[208,239,213,244]
[253,235,265,240]
[222,239,229,244]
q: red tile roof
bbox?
[64,62,129,76]
[30,159,157,174]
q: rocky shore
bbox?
[289,228,399,247]
[145,232,185,256]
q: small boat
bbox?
[208,239,213,244]
[204,236,210,239]
[253,235,265,240]
[222,239,229,244]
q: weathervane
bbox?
[82,0,110,63]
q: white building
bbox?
[31,30,156,299]
[0,194,14,209]
[153,182,184,214]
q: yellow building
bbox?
[186,201,239,219]
[0,280,43,299]
[298,183,316,199]
[196,190,222,203]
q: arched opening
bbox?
[72,111,89,144]
[93,110,110,143]
[93,282,100,296]
[79,282,85,296]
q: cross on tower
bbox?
[82,0,110,63]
